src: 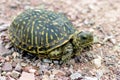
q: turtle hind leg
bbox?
[60,42,73,64]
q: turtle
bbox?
[8,9,93,63]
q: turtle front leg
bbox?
[48,49,62,60]
[48,42,73,64]
[61,42,73,63]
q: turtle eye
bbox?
[81,35,87,40]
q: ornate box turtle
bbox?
[8,9,93,62]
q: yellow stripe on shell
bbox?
[31,21,35,45]
[34,15,37,18]
[54,33,58,37]
[35,36,38,45]
[35,31,38,45]
[28,39,30,43]
[21,25,23,42]
[26,25,29,43]
[46,32,48,44]
[63,26,66,31]
[41,31,44,35]
[37,26,40,30]
[51,29,54,32]
[53,22,58,25]
[46,33,74,53]
[41,31,44,45]
[50,35,53,40]
[24,17,29,20]
[39,24,42,27]
[23,21,26,24]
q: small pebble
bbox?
[0,44,11,56]
[23,66,33,72]
[15,63,22,72]
[92,55,102,68]
[20,62,27,67]
[7,76,15,80]
[70,72,82,80]
[4,56,10,61]
[42,59,52,63]
[12,52,20,59]
[84,76,98,80]
[0,76,6,80]
[19,71,35,80]
[1,71,7,76]
[42,75,49,80]
[109,38,116,44]
[9,3,18,9]
[0,24,9,32]
[12,62,17,68]
[6,72,11,76]
[11,70,20,79]
[35,70,40,76]
[53,60,59,64]
[0,0,6,3]
[83,19,95,26]
[5,42,12,49]
[49,74,55,80]
[29,68,37,73]
[2,62,12,71]
[52,69,66,76]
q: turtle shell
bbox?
[9,9,76,54]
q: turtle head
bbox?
[73,31,93,49]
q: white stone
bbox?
[92,55,102,68]
[70,72,82,80]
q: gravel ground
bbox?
[0,0,120,80]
